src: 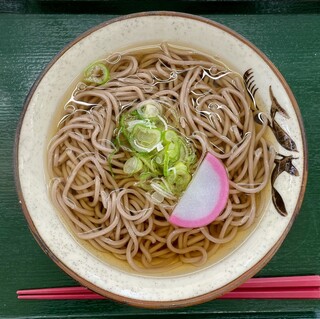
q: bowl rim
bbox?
[14,11,308,308]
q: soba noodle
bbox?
[48,43,275,272]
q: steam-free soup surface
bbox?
[47,43,275,274]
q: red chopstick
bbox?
[17,275,320,300]
[17,288,320,300]
[219,287,320,299]
[17,293,105,300]
[241,275,320,288]
[17,286,92,295]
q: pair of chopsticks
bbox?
[17,275,320,300]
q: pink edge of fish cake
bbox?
[169,153,229,228]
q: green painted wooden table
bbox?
[0,6,319,319]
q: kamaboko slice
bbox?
[169,153,229,228]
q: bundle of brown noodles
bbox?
[48,43,275,272]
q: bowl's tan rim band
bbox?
[14,11,308,309]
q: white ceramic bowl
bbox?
[15,12,307,308]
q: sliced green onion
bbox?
[179,140,196,164]
[167,162,191,194]
[166,142,180,162]
[163,152,170,177]
[123,156,143,175]
[126,120,151,132]
[138,103,160,118]
[84,62,110,85]
[175,162,189,173]
[150,181,176,200]
[130,125,162,153]
[139,156,161,175]
[154,149,165,165]
[156,115,168,131]
[137,100,162,119]
[162,129,178,145]
[139,171,155,181]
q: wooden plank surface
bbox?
[0,13,319,319]
[1,0,320,14]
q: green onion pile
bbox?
[117,100,197,201]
